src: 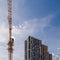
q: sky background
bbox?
[0,0,60,60]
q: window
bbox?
[28,50,30,59]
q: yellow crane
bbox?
[7,0,14,60]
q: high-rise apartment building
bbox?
[25,36,52,60]
[25,36,42,60]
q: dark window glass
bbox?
[29,43,30,49]
[28,50,30,59]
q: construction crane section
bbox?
[8,0,12,38]
[8,0,12,39]
[8,0,14,60]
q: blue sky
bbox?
[0,0,60,60]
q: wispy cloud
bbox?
[57,48,60,50]
[22,14,54,33]
[12,14,54,38]
[0,21,8,42]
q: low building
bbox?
[49,54,52,60]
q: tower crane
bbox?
[7,0,14,60]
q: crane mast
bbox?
[8,0,12,41]
[8,0,14,60]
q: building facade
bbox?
[41,44,49,60]
[25,36,42,60]
[49,54,52,60]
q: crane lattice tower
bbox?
[8,0,14,60]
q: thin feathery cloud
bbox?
[57,48,60,50]
[0,14,54,42]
